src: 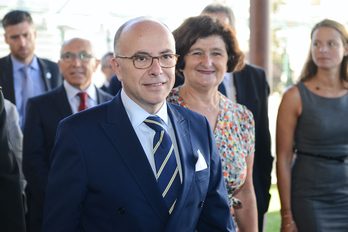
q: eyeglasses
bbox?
[61,53,93,62]
[116,54,179,69]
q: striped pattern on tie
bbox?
[144,116,181,214]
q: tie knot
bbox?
[77,92,88,101]
[21,66,31,76]
[144,116,165,133]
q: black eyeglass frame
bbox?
[115,54,180,69]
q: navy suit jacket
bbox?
[0,90,26,232]
[0,54,62,105]
[42,93,235,232]
[22,85,113,232]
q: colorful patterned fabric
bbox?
[167,86,255,230]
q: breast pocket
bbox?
[195,168,210,181]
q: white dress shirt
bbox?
[63,80,98,114]
[222,72,237,102]
[121,89,182,182]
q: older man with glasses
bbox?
[22,37,113,232]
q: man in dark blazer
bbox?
[0,10,61,129]
[100,52,114,92]
[42,17,234,232]
[23,38,113,232]
[0,89,26,232]
[198,4,273,231]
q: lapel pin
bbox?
[46,72,52,79]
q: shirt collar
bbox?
[11,55,39,72]
[63,79,97,101]
[121,89,168,129]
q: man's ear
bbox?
[111,58,122,81]
[57,60,62,73]
[4,33,8,44]
[93,59,100,72]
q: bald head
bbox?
[60,38,96,57]
[113,17,173,56]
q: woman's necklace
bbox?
[188,92,221,112]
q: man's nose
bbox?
[18,35,26,46]
[71,56,82,66]
[148,58,162,76]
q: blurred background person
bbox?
[22,38,113,232]
[199,4,273,231]
[100,52,114,91]
[0,10,61,130]
[107,72,122,96]
[101,52,122,95]
[276,19,348,232]
[4,98,26,193]
[0,88,26,232]
[168,15,257,232]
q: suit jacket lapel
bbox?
[0,55,16,104]
[37,58,53,91]
[165,104,198,224]
[52,85,73,118]
[100,94,169,224]
[234,70,245,104]
[95,86,109,104]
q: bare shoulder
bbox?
[279,84,302,117]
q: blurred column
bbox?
[250,0,271,85]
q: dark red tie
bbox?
[77,92,88,112]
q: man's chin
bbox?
[14,53,31,61]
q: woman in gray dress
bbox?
[276,19,348,232]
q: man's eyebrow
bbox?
[160,49,174,54]
[132,49,174,56]
[133,51,151,56]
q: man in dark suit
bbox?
[42,17,235,232]
[0,10,61,129]
[23,38,113,232]
[200,4,273,231]
[100,52,114,92]
[0,88,26,232]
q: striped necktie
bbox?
[144,116,181,214]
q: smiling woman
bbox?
[167,15,258,232]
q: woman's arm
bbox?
[276,86,302,232]
[233,153,258,232]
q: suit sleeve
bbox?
[41,120,87,232]
[0,91,26,232]
[5,100,25,192]
[23,98,50,207]
[196,118,235,232]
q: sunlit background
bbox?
[1,0,347,230]
[1,0,347,91]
